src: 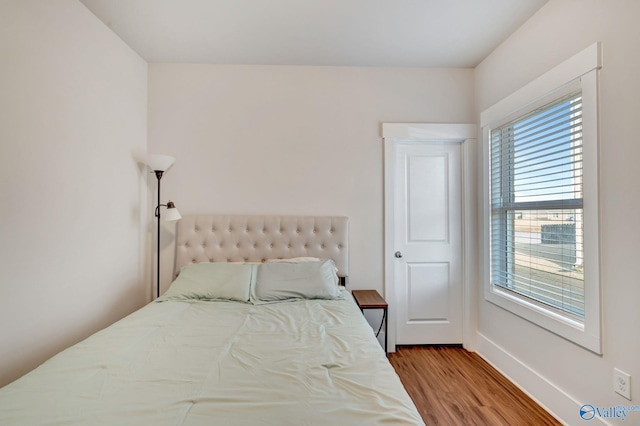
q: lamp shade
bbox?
[164,201,182,222]
[140,154,175,172]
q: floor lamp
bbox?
[140,154,182,298]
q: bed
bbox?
[0,215,424,425]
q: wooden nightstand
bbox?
[352,290,388,352]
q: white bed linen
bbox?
[0,290,424,425]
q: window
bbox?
[481,43,601,353]
[491,91,584,318]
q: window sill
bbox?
[485,284,601,354]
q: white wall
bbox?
[148,64,474,294]
[0,0,148,386]
[475,0,640,423]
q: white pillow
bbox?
[252,259,340,303]
[162,262,254,302]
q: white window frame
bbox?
[481,43,602,353]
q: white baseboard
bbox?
[475,332,610,426]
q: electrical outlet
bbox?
[614,368,631,400]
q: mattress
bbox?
[0,290,424,425]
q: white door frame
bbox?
[383,123,477,353]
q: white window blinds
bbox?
[490,91,584,318]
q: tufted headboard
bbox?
[174,215,349,279]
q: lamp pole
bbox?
[139,153,179,300]
[154,170,164,298]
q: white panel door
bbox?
[395,141,462,344]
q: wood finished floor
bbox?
[388,346,561,426]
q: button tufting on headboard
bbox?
[174,215,349,277]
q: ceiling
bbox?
[80,0,547,68]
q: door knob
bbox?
[394,251,403,258]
